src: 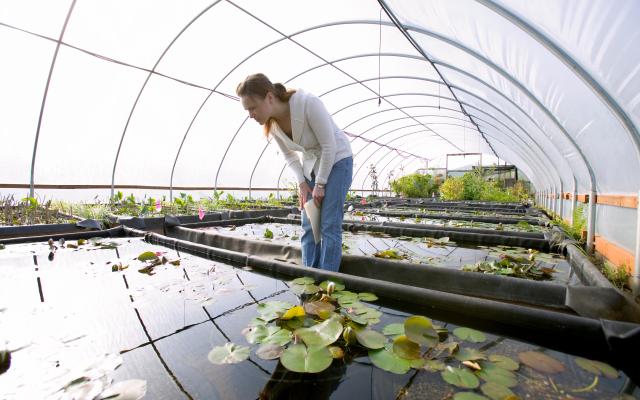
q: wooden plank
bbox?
[594,235,635,273]
[576,194,590,203]
[595,194,638,209]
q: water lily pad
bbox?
[405,316,439,347]
[319,280,345,291]
[137,251,158,262]
[291,277,315,285]
[453,393,489,400]
[264,228,274,239]
[208,343,250,364]
[304,301,335,318]
[355,329,387,349]
[435,341,459,357]
[488,355,519,371]
[328,346,345,359]
[455,348,486,362]
[256,344,284,360]
[410,358,426,369]
[518,351,565,374]
[281,306,305,320]
[393,335,421,359]
[476,363,517,387]
[244,325,292,346]
[97,379,147,400]
[256,301,292,321]
[382,323,405,336]
[280,344,333,373]
[424,359,446,372]
[442,366,480,389]
[453,327,486,343]
[480,382,515,400]
[358,292,378,302]
[368,348,412,374]
[291,283,321,295]
[575,357,618,379]
[295,317,343,348]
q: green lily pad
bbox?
[355,329,387,349]
[382,323,405,336]
[488,355,519,371]
[453,327,486,343]
[575,357,618,379]
[295,317,343,348]
[358,292,378,302]
[328,346,344,359]
[341,309,369,325]
[442,366,480,389]
[319,280,345,291]
[264,228,274,239]
[291,283,321,295]
[280,343,333,373]
[405,316,439,347]
[410,358,426,369]
[303,301,336,318]
[256,301,292,321]
[255,344,283,360]
[137,251,159,262]
[291,277,315,285]
[518,351,565,374]
[244,325,292,346]
[368,348,412,374]
[0,244,5,250]
[423,359,446,372]
[393,335,421,360]
[248,316,269,327]
[208,343,250,365]
[481,382,516,400]
[453,393,489,400]
[455,348,487,362]
[476,363,517,387]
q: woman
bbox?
[236,73,353,272]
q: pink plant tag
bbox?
[198,207,205,221]
[155,200,162,212]
[360,198,367,205]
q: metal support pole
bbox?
[631,190,640,295]
[558,183,564,222]
[586,190,596,253]
[571,178,577,226]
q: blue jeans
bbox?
[301,156,353,272]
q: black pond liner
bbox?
[359,210,547,226]
[132,226,640,384]
[0,219,103,240]
[164,218,640,325]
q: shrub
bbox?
[439,176,465,200]
[439,170,523,202]
[390,173,438,198]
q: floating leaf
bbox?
[435,341,459,357]
[355,329,387,349]
[77,239,87,246]
[382,323,405,337]
[405,316,439,347]
[392,335,421,360]
[281,306,305,320]
[328,346,345,359]
[455,348,487,362]
[480,382,515,400]
[291,277,315,285]
[571,375,599,393]
[373,249,407,260]
[256,301,292,321]
[477,363,518,387]
[358,292,378,302]
[295,317,343,348]
[453,327,486,343]
[424,359,446,372]
[518,351,565,374]
[342,309,368,326]
[280,344,333,373]
[263,228,274,239]
[0,350,11,374]
[208,343,250,364]
[303,301,335,319]
[453,393,489,400]
[368,348,412,374]
[291,283,321,295]
[137,251,159,262]
[462,361,482,371]
[575,357,618,379]
[97,379,147,400]
[410,358,426,369]
[244,325,292,346]
[256,344,284,360]
[319,280,345,291]
[488,355,519,371]
[442,366,480,389]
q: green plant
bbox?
[440,177,465,200]
[601,261,629,290]
[390,173,438,198]
[439,171,520,202]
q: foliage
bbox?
[462,252,557,281]
[439,170,527,202]
[390,173,439,198]
[553,204,586,242]
[0,195,77,226]
[600,261,630,290]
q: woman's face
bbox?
[241,93,273,125]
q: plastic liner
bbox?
[0,226,130,245]
[137,228,640,382]
[0,220,102,239]
[167,223,640,323]
[361,210,547,226]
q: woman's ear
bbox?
[266,91,274,104]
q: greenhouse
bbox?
[1,0,639,399]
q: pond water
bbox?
[200,223,576,285]
[0,237,635,399]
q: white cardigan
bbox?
[270,89,352,185]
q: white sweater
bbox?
[270,89,352,185]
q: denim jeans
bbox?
[301,156,353,272]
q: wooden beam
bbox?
[595,194,638,208]
[594,235,634,273]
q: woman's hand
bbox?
[299,181,312,210]
[312,184,325,208]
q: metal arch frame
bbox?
[317,69,564,188]
[28,0,77,198]
[475,0,640,284]
[110,0,224,198]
